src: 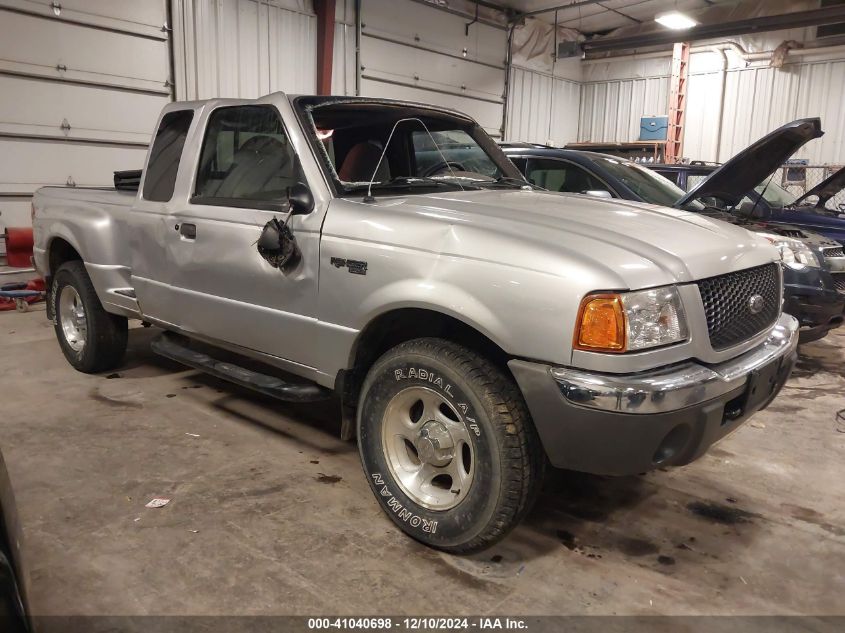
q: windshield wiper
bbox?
[467,176,533,189]
[345,176,476,193]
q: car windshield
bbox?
[294,98,525,196]
[588,156,698,208]
[754,180,798,207]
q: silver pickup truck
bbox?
[32,93,798,553]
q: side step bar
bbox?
[151,333,332,403]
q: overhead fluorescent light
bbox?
[655,11,697,30]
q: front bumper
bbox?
[509,313,798,476]
[782,267,845,343]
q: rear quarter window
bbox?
[142,110,194,202]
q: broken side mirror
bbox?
[288,182,314,215]
[257,216,300,271]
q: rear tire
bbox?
[357,338,544,554]
[52,261,128,373]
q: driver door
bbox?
[165,104,322,369]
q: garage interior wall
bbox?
[5,1,845,240]
[0,0,171,238]
[577,28,845,165]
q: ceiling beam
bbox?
[518,0,614,20]
[583,5,845,52]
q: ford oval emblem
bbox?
[748,294,765,315]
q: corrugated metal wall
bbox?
[505,67,579,146]
[577,58,671,143]
[686,56,845,164]
[171,0,317,101]
[573,51,845,165]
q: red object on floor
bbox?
[4,227,34,268]
[0,278,45,311]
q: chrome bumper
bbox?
[552,313,799,414]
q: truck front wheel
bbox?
[52,261,128,373]
[357,338,544,553]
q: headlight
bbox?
[757,232,820,269]
[575,286,688,353]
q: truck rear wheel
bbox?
[357,338,544,553]
[52,261,128,373]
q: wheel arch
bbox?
[335,306,513,440]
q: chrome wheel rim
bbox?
[59,285,87,352]
[381,386,475,511]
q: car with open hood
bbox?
[657,159,845,245]
[502,118,845,343]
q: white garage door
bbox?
[360,0,507,137]
[0,0,171,236]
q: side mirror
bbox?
[584,190,613,199]
[288,182,314,215]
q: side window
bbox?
[143,110,194,202]
[654,170,680,186]
[194,105,304,206]
[526,158,605,194]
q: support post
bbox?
[315,0,336,95]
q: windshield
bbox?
[588,156,699,208]
[294,98,524,196]
[754,180,797,207]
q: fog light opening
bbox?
[652,424,691,466]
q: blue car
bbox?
[501,118,845,342]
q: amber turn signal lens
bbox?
[574,294,626,352]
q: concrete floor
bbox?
[1,305,844,617]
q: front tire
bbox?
[52,261,128,373]
[357,338,544,554]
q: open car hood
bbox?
[675,118,824,208]
[793,164,845,207]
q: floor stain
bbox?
[657,555,676,566]
[316,473,342,484]
[616,536,659,557]
[781,503,845,537]
[687,501,755,525]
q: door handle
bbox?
[178,223,197,239]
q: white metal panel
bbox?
[359,0,505,136]
[359,78,503,137]
[578,76,669,143]
[0,0,167,37]
[0,199,34,232]
[506,67,579,146]
[684,58,845,163]
[363,0,506,67]
[332,21,357,96]
[0,8,169,93]
[0,139,148,194]
[171,0,317,101]
[0,75,169,145]
[361,37,503,103]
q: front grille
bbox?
[834,274,845,294]
[696,263,781,351]
[823,246,845,259]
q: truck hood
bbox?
[793,164,845,208]
[397,188,773,288]
[675,118,824,208]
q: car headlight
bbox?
[757,232,820,269]
[574,286,689,353]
